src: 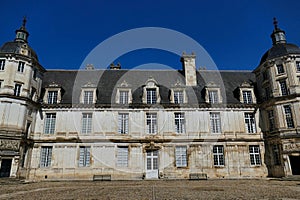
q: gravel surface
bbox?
[0,179,300,199]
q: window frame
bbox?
[146,88,157,104]
[81,113,93,134]
[118,113,129,134]
[173,90,184,104]
[242,90,253,104]
[83,90,94,104]
[213,145,225,166]
[174,112,185,134]
[47,91,58,104]
[208,90,219,104]
[279,80,288,96]
[117,146,129,167]
[40,146,52,168]
[276,64,285,74]
[146,113,157,134]
[268,110,275,132]
[296,61,300,72]
[283,105,294,128]
[249,145,261,166]
[210,112,221,133]
[14,83,22,96]
[119,90,129,105]
[17,61,25,73]
[0,59,5,70]
[244,113,256,133]
[175,146,187,167]
[44,113,56,134]
[79,146,91,167]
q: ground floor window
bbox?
[213,145,224,166]
[249,145,261,165]
[117,146,128,167]
[40,146,52,167]
[175,146,187,167]
[79,146,90,167]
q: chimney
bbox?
[180,52,197,86]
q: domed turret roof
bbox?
[0,17,39,61]
[259,18,300,65]
[0,41,38,61]
[260,43,300,65]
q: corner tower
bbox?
[254,18,300,178]
[0,18,45,178]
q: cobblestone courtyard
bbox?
[0,179,300,199]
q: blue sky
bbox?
[0,0,299,70]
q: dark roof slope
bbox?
[42,69,256,106]
[0,41,39,61]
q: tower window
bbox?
[283,105,294,128]
[0,60,5,70]
[296,61,300,72]
[17,61,25,73]
[14,84,22,96]
[268,110,275,132]
[276,64,285,74]
[279,80,288,96]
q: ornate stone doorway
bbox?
[290,156,300,175]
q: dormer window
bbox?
[147,88,156,104]
[239,82,256,104]
[44,83,62,104]
[174,90,184,104]
[205,82,221,104]
[17,61,25,73]
[142,78,160,104]
[276,64,284,74]
[48,91,58,104]
[242,91,253,104]
[115,80,132,105]
[0,60,5,71]
[208,90,219,104]
[80,82,97,104]
[83,91,94,104]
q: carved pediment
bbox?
[0,139,20,151]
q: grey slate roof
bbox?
[260,43,300,65]
[42,69,256,107]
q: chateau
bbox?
[0,18,299,180]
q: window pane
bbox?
[210,113,221,133]
[279,80,288,96]
[44,113,56,134]
[40,147,52,167]
[244,113,256,133]
[82,113,92,134]
[175,146,187,167]
[146,113,157,134]
[242,91,253,104]
[174,91,184,104]
[79,146,90,167]
[47,91,58,104]
[175,113,185,134]
[209,90,219,104]
[83,91,94,104]
[249,145,261,165]
[213,145,224,166]
[117,147,128,167]
[284,105,294,128]
[118,113,129,134]
[146,89,156,104]
[120,91,129,104]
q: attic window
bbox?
[239,82,256,104]
[205,82,222,104]
[142,78,160,104]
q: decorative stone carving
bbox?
[283,143,300,152]
[0,139,20,151]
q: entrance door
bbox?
[290,156,300,175]
[146,150,159,179]
[0,159,12,178]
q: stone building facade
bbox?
[0,18,299,180]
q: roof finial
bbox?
[273,17,278,30]
[22,16,27,27]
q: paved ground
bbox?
[0,179,300,200]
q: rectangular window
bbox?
[277,64,284,74]
[30,87,36,100]
[33,69,37,80]
[213,145,224,166]
[146,88,156,104]
[272,144,281,165]
[284,105,294,128]
[40,146,52,167]
[210,112,221,133]
[242,91,253,104]
[14,84,22,96]
[79,146,90,167]
[47,91,58,104]
[0,60,5,70]
[279,80,288,96]
[268,110,275,132]
[83,91,94,104]
[174,90,184,104]
[119,91,129,104]
[244,113,256,133]
[175,112,185,134]
[146,113,157,134]
[297,61,300,72]
[17,61,25,72]
[118,113,129,134]
[44,113,56,134]
[249,145,261,165]
[208,90,219,104]
[117,146,128,167]
[82,113,92,134]
[175,146,187,167]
